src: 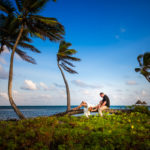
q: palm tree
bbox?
[0,0,64,119]
[135,52,150,82]
[0,14,41,119]
[57,41,80,111]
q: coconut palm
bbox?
[57,41,80,111]
[135,52,150,82]
[0,14,41,119]
[0,0,64,119]
[0,14,39,64]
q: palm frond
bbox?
[16,49,36,64]
[17,42,41,53]
[0,14,6,26]
[30,32,46,40]
[61,59,75,67]
[24,0,49,14]
[6,42,36,64]
[26,18,64,41]
[60,63,78,74]
[135,68,141,72]
[143,52,150,66]
[0,0,15,14]
[59,41,72,52]
[63,56,81,61]
[137,54,143,66]
[30,15,58,26]
[15,0,23,12]
[64,49,77,55]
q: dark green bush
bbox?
[132,105,150,115]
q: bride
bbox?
[72,101,98,117]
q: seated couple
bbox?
[72,92,110,117]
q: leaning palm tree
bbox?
[57,41,80,111]
[135,52,150,82]
[0,0,64,119]
[0,15,41,119]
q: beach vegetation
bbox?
[0,108,149,150]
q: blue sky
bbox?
[0,0,150,106]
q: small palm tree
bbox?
[135,52,150,82]
[0,0,64,119]
[57,41,80,111]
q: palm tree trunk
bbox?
[8,24,25,119]
[57,61,71,111]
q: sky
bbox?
[0,0,150,106]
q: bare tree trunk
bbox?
[8,25,25,119]
[57,61,71,111]
[51,109,132,117]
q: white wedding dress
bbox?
[84,102,97,117]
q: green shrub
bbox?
[132,105,150,115]
[0,112,150,150]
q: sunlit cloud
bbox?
[21,80,37,90]
[40,82,49,90]
[126,80,137,85]
[2,45,10,54]
[0,92,8,100]
[0,57,6,64]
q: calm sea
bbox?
[0,105,148,120]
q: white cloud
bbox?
[21,80,37,90]
[40,82,49,90]
[13,90,18,95]
[0,64,8,79]
[0,92,8,100]
[72,80,102,89]
[39,94,52,99]
[0,57,6,64]
[2,45,10,54]
[141,90,146,96]
[126,80,137,85]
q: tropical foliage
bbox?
[135,52,150,82]
[0,0,64,119]
[0,14,40,64]
[0,108,149,150]
[57,41,80,111]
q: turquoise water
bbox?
[0,105,148,120]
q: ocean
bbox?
[0,105,132,120]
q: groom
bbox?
[90,92,110,116]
